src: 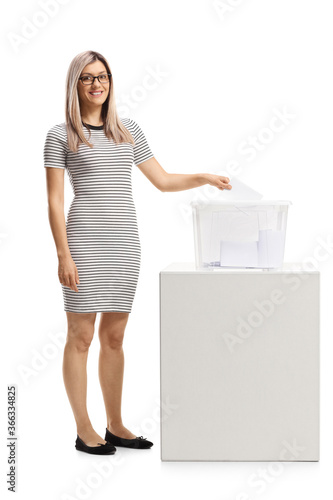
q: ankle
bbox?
[77,422,94,435]
[107,420,123,430]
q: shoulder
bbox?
[119,117,146,140]
[120,116,139,130]
[46,122,67,137]
[44,122,68,151]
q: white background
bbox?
[1,0,332,498]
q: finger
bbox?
[69,274,79,292]
[75,268,80,285]
[220,176,230,183]
[63,275,71,289]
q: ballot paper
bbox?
[212,209,260,242]
[257,229,285,267]
[219,176,263,201]
[220,240,259,267]
[218,229,285,268]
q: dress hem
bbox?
[64,309,132,314]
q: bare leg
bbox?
[63,311,107,446]
[98,311,136,439]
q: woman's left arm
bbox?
[136,157,232,192]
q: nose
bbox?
[90,76,103,88]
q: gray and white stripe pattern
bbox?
[44,118,154,313]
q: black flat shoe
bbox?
[105,427,153,449]
[75,435,117,455]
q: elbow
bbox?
[159,183,169,193]
[47,198,64,212]
[159,173,169,192]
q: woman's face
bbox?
[77,60,110,107]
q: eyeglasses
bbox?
[79,73,112,85]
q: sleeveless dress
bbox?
[43,118,154,313]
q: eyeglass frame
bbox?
[78,73,112,85]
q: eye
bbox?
[82,76,92,81]
[100,75,107,80]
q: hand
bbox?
[58,255,80,292]
[205,174,232,191]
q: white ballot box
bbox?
[191,200,291,269]
[160,262,319,461]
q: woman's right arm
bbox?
[45,167,80,292]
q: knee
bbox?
[66,327,94,353]
[99,330,124,350]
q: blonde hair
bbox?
[65,50,135,152]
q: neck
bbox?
[80,104,103,126]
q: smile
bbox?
[89,91,103,96]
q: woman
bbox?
[44,50,232,455]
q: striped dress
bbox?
[43,118,154,313]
